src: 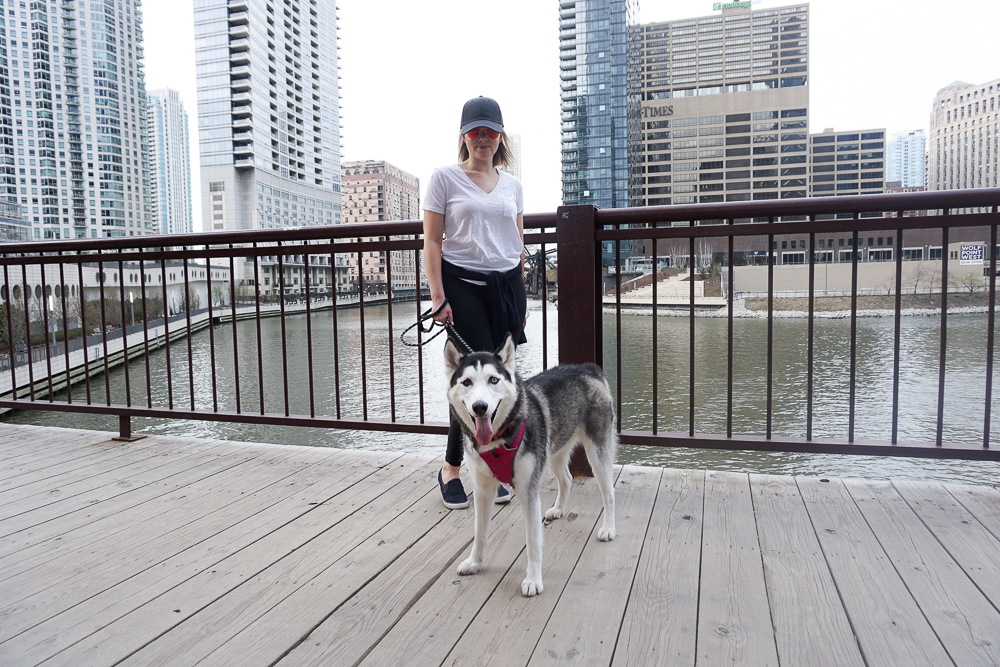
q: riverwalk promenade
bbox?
[1,423,999,666]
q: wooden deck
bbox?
[0,424,999,666]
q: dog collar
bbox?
[478,417,527,487]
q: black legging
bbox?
[442,272,527,467]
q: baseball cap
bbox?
[460,96,504,135]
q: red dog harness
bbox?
[478,417,527,487]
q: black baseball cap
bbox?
[460,96,504,134]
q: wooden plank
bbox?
[264,483,511,667]
[948,483,1000,543]
[354,474,565,667]
[8,451,414,667]
[750,474,864,667]
[0,436,216,504]
[127,460,464,667]
[695,471,779,667]
[798,477,952,666]
[894,480,1000,611]
[0,429,103,464]
[611,468,704,667]
[441,471,623,667]
[0,438,266,540]
[0,426,113,457]
[0,446,355,648]
[846,479,1000,666]
[526,465,660,667]
[0,442,324,576]
[0,432,134,480]
[0,440,261,555]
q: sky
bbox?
[141,0,1000,232]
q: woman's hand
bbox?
[432,295,454,325]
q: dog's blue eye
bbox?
[489,377,500,385]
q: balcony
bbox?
[228,24,249,39]
[227,0,248,9]
[229,50,250,65]
[232,117,253,130]
[233,131,253,141]
[233,142,254,155]
[229,38,250,50]
[231,91,252,103]
[234,156,254,168]
[230,77,251,91]
[227,10,249,24]
[230,64,251,76]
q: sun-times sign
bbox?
[961,244,984,265]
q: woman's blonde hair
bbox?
[458,131,516,170]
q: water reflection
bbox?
[7,301,1000,486]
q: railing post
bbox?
[113,414,144,442]
[556,205,599,477]
[556,205,600,366]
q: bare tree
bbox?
[0,300,28,353]
[950,270,986,294]
[211,283,226,307]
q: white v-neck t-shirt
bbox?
[423,163,524,273]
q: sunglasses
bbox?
[465,127,501,140]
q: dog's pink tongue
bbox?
[475,415,493,448]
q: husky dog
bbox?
[444,333,617,597]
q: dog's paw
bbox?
[457,558,481,576]
[521,576,544,597]
[544,506,564,521]
[598,526,616,542]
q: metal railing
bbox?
[557,188,1000,462]
[0,188,998,464]
[0,217,554,441]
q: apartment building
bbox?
[341,159,420,294]
[3,0,154,239]
[887,129,925,188]
[194,0,342,237]
[148,88,193,235]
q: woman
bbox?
[423,96,527,509]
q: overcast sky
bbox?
[141,0,1000,232]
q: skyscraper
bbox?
[148,88,192,235]
[4,0,153,239]
[559,0,640,210]
[637,3,810,216]
[194,0,342,243]
[928,79,999,192]
[886,130,926,188]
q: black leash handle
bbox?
[399,299,474,354]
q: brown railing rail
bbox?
[0,188,998,463]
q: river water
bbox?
[6,299,1000,485]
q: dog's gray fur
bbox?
[444,334,616,597]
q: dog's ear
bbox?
[496,332,516,377]
[443,337,463,380]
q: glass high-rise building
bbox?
[559,0,640,211]
[148,88,192,235]
[3,0,153,239]
[886,130,926,188]
[194,0,342,247]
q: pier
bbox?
[1,424,999,666]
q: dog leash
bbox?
[399,299,474,355]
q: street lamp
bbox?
[128,291,134,327]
